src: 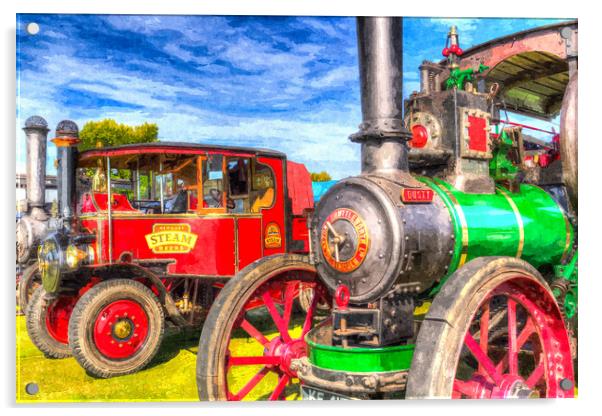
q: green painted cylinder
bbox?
[421,178,573,278]
[306,325,414,372]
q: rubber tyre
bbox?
[25,286,72,359]
[406,256,571,399]
[197,253,316,401]
[69,279,165,378]
[18,262,41,315]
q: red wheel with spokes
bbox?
[25,286,75,358]
[406,257,575,399]
[197,254,331,401]
[69,279,164,378]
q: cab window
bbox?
[227,158,250,213]
[250,160,275,212]
[202,154,226,209]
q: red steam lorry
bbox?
[18,118,318,378]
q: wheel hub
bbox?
[265,336,307,377]
[491,375,537,399]
[93,299,149,360]
[112,318,134,340]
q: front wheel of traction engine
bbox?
[197,254,331,401]
[406,257,575,399]
[25,286,75,358]
[68,279,165,378]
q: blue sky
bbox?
[16,15,570,179]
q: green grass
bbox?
[16,315,302,403]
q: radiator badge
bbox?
[320,208,370,273]
[145,223,198,254]
[264,222,282,249]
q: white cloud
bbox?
[309,66,357,89]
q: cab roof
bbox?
[79,141,287,161]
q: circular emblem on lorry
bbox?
[320,208,370,273]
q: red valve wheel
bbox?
[410,124,429,148]
[442,47,450,57]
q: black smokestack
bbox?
[350,17,410,178]
[52,120,80,222]
[23,115,49,220]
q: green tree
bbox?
[79,119,158,198]
[311,171,332,182]
[79,119,158,151]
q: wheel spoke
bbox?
[281,282,297,330]
[261,290,292,342]
[240,318,270,347]
[301,288,319,336]
[525,360,544,389]
[453,379,478,398]
[230,366,269,401]
[464,332,504,386]
[507,298,518,375]
[495,317,536,373]
[269,374,291,401]
[228,355,281,366]
[479,300,490,375]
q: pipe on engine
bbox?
[52,120,80,222]
[350,17,411,178]
[560,71,577,213]
[23,115,49,220]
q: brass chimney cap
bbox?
[52,119,80,147]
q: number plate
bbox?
[301,385,352,400]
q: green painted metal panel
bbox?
[428,179,572,270]
[306,336,414,372]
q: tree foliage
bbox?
[311,171,332,182]
[79,119,159,151]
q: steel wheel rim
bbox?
[453,277,574,399]
[223,276,330,401]
[93,299,150,360]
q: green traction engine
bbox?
[196,17,577,401]
[295,18,577,400]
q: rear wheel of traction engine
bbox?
[197,254,331,401]
[406,257,575,399]
[68,279,164,378]
[25,286,75,358]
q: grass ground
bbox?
[16,314,302,403]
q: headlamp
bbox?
[65,244,95,269]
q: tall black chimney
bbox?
[23,115,49,220]
[52,120,80,222]
[350,17,411,179]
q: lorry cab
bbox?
[76,142,312,277]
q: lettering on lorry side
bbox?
[145,223,198,254]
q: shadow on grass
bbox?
[147,326,203,370]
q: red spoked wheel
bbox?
[453,280,573,398]
[197,254,331,401]
[406,257,575,399]
[92,299,150,360]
